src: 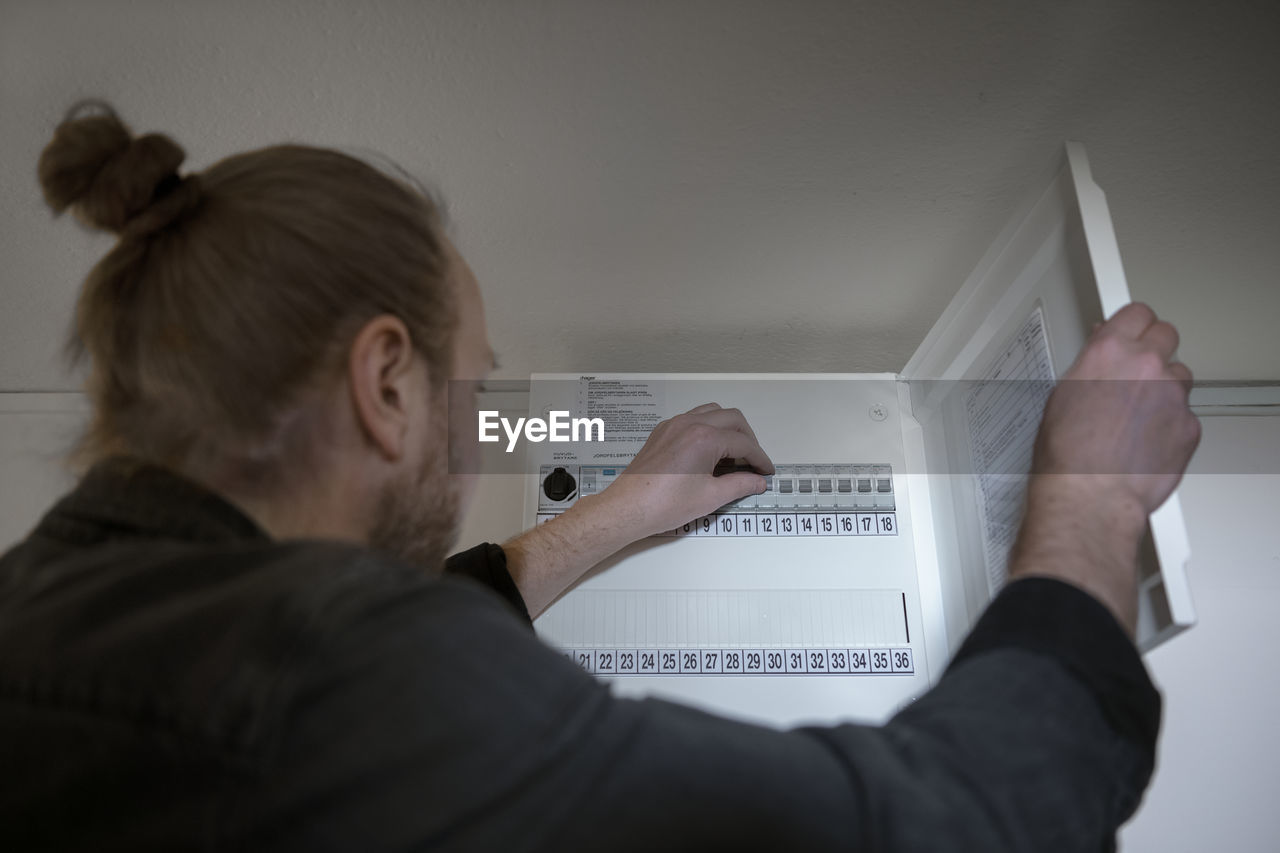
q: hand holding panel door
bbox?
[1010,302,1200,637]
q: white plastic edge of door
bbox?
[899,142,1194,658]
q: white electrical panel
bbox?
[523,143,1195,728]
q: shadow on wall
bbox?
[560,319,924,375]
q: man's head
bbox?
[38,101,492,570]
[358,240,495,570]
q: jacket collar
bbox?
[35,456,270,546]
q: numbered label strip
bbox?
[566,646,914,676]
[662,511,898,537]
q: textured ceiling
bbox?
[2,0,1277,388]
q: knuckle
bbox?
[686,423,717,444]
[1183,414,1203,444]
[1134,350,1165,377]
[1126,301,1156,323]
[1093,332,1126,358]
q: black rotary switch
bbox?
[543,467,576,502]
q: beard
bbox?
[366,405,464,575]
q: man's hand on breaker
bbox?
[603,403,776,539]
[503,403,773,618]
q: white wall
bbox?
[1119,414,1280,852]
[0,395,85,547]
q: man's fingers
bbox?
[708,471,769,507]
[1139,320,1180,362]
[1104,302,1158,341]
[685,402,722,415]
[711,429,775,476]
[1167,361,1194,394]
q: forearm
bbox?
[501,490,638,619]
[1008,474,1149,637]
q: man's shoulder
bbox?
[0,535,516,757]
[185,536,507,627]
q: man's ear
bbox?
[348,315,420,460]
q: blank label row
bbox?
[564,646,914,676]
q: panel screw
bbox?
[869,404,888,422]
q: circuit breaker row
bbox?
[538,463,896,516]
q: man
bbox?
[2,105,1199,850]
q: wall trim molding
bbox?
[5,382,1277,418]
[1187,383,1280,417]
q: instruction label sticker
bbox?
[965,306,1056,594]
[576,377,666,444]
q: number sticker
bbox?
[857,514,876,534]
[576,650,595,672]
[680,650,701,673]
[808,649,829,672]
[787,650,805,673]
[759,515,776,535]
[738,516,754,535]
[719,515,736,536]
[724,650,743,673]
[701,650,721,673]
[597,650,616,673]
[778,515,797,536]
[838,514,856,535]
[829,649,849,672]
[878,513,896,535]
[849,649,870,673]
[765,650,786,673]
[618,651,637,673]
[871,650,891,672]
[745,650,764,672]
[799,515,815,535]
[639,651,657,673]
[818,514,836,535]
[891,648,914,673]
[660,651,678,673]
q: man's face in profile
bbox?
[366,239,494,573]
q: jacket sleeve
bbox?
[442,542,531,624]
[254,574,1158,852]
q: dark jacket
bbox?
[0,457,1158,851]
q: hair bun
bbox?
[38,100,200,237]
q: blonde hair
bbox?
[37,101,455,481]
